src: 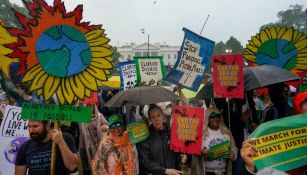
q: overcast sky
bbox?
[9,0,307,47]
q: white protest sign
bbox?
[135,57,165,86]
[120,62,137,90]
[0,105,29,175]
[177,39,204,87]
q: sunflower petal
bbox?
[91,58,113,69]
[68,76,85,99]
[78,73,97,91]
[37,89,43,96]
[295,38,307,51]
[97,80,103,87]
[86,65,107,81]
[22,65,43,82]
[88,37,109,46]
[56,84,66,104]
[85,29,104,40]
[280,27,293,41]
[269,27,277,39]
[91,47,113,58]
[62,79,75,104]
[30,71,47,91]
[85,88,91,97]
[44,76,60,100]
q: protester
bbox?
[138,104,184,175]
[292,91,307,114]
[253,90,265,111]
[79,103,108,175]
[0,70,35,106]
[92,114,136,175]
[191,107,237,175]
[14,120,79,175]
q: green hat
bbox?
[209,111,222,118]
[108,114,123,127]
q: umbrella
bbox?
[105,86,179,107]
[244,65,299,91]
[195,65,300,100]
[102,76,120,88]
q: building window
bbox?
[168,54,170,59]
[128,55,131,59]
[143,52,149,56]
[174,54,177,59]
[135,52,142,56]
[151,52,158,56]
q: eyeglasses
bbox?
[109,123,123,129]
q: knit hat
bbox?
[108,114,123,127]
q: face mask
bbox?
[163,108,172,116]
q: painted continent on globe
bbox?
[35,25,92,78]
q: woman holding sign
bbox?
[191,107,237,175]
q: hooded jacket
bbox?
[191,107,238,175]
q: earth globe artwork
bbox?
[35,25,92,78]
[4,137,29,164]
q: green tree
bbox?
[225,36,243,54]
[260,4,306,33]
[0,0,29,28]
[213,41,226,55]
[111,47,121,74]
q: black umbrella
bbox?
[195,65,300,100]
[244,65,299,91]
[105,86,179,107]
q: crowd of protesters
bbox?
[0,69,306,175]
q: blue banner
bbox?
[164,28,215,91]
[118,61,137,90]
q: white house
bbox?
[117,42,180,67]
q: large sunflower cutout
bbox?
[8,0,113,104]
[0,25,19,77]
[243,26,307,90]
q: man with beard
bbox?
[14,120,79,175]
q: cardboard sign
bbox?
[209,140,230,160]
[213,54,244,99]
[7,0,113,104]
[170,105,204,154]
[164,28,215,91]
[21,104,92,123]
[249,114,307,172]
[0,105,29,175]
[126,120,149,144]
[118,61,137,90]
[135,56,165,86]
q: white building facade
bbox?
[116,43,180,67]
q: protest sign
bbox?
[209,140,230,160]
[135,56,165,86]
[170,105,204,154]
[7,0,113,104]
[118,61,137,90]
[213,54,244,98]
[126,120,149,144]
[249,114,307,172]
[164,28,215,91]
[0,105,29,175]
[79,92,99,105]
[21,104,92,123]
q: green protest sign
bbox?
[134,56,165,86]
[21,104,92,123]
[249,113,307,172]
[209,140,230,160]
[126,120,149,144]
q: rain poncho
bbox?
[92,131,136,175]
[79,104,108,172]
